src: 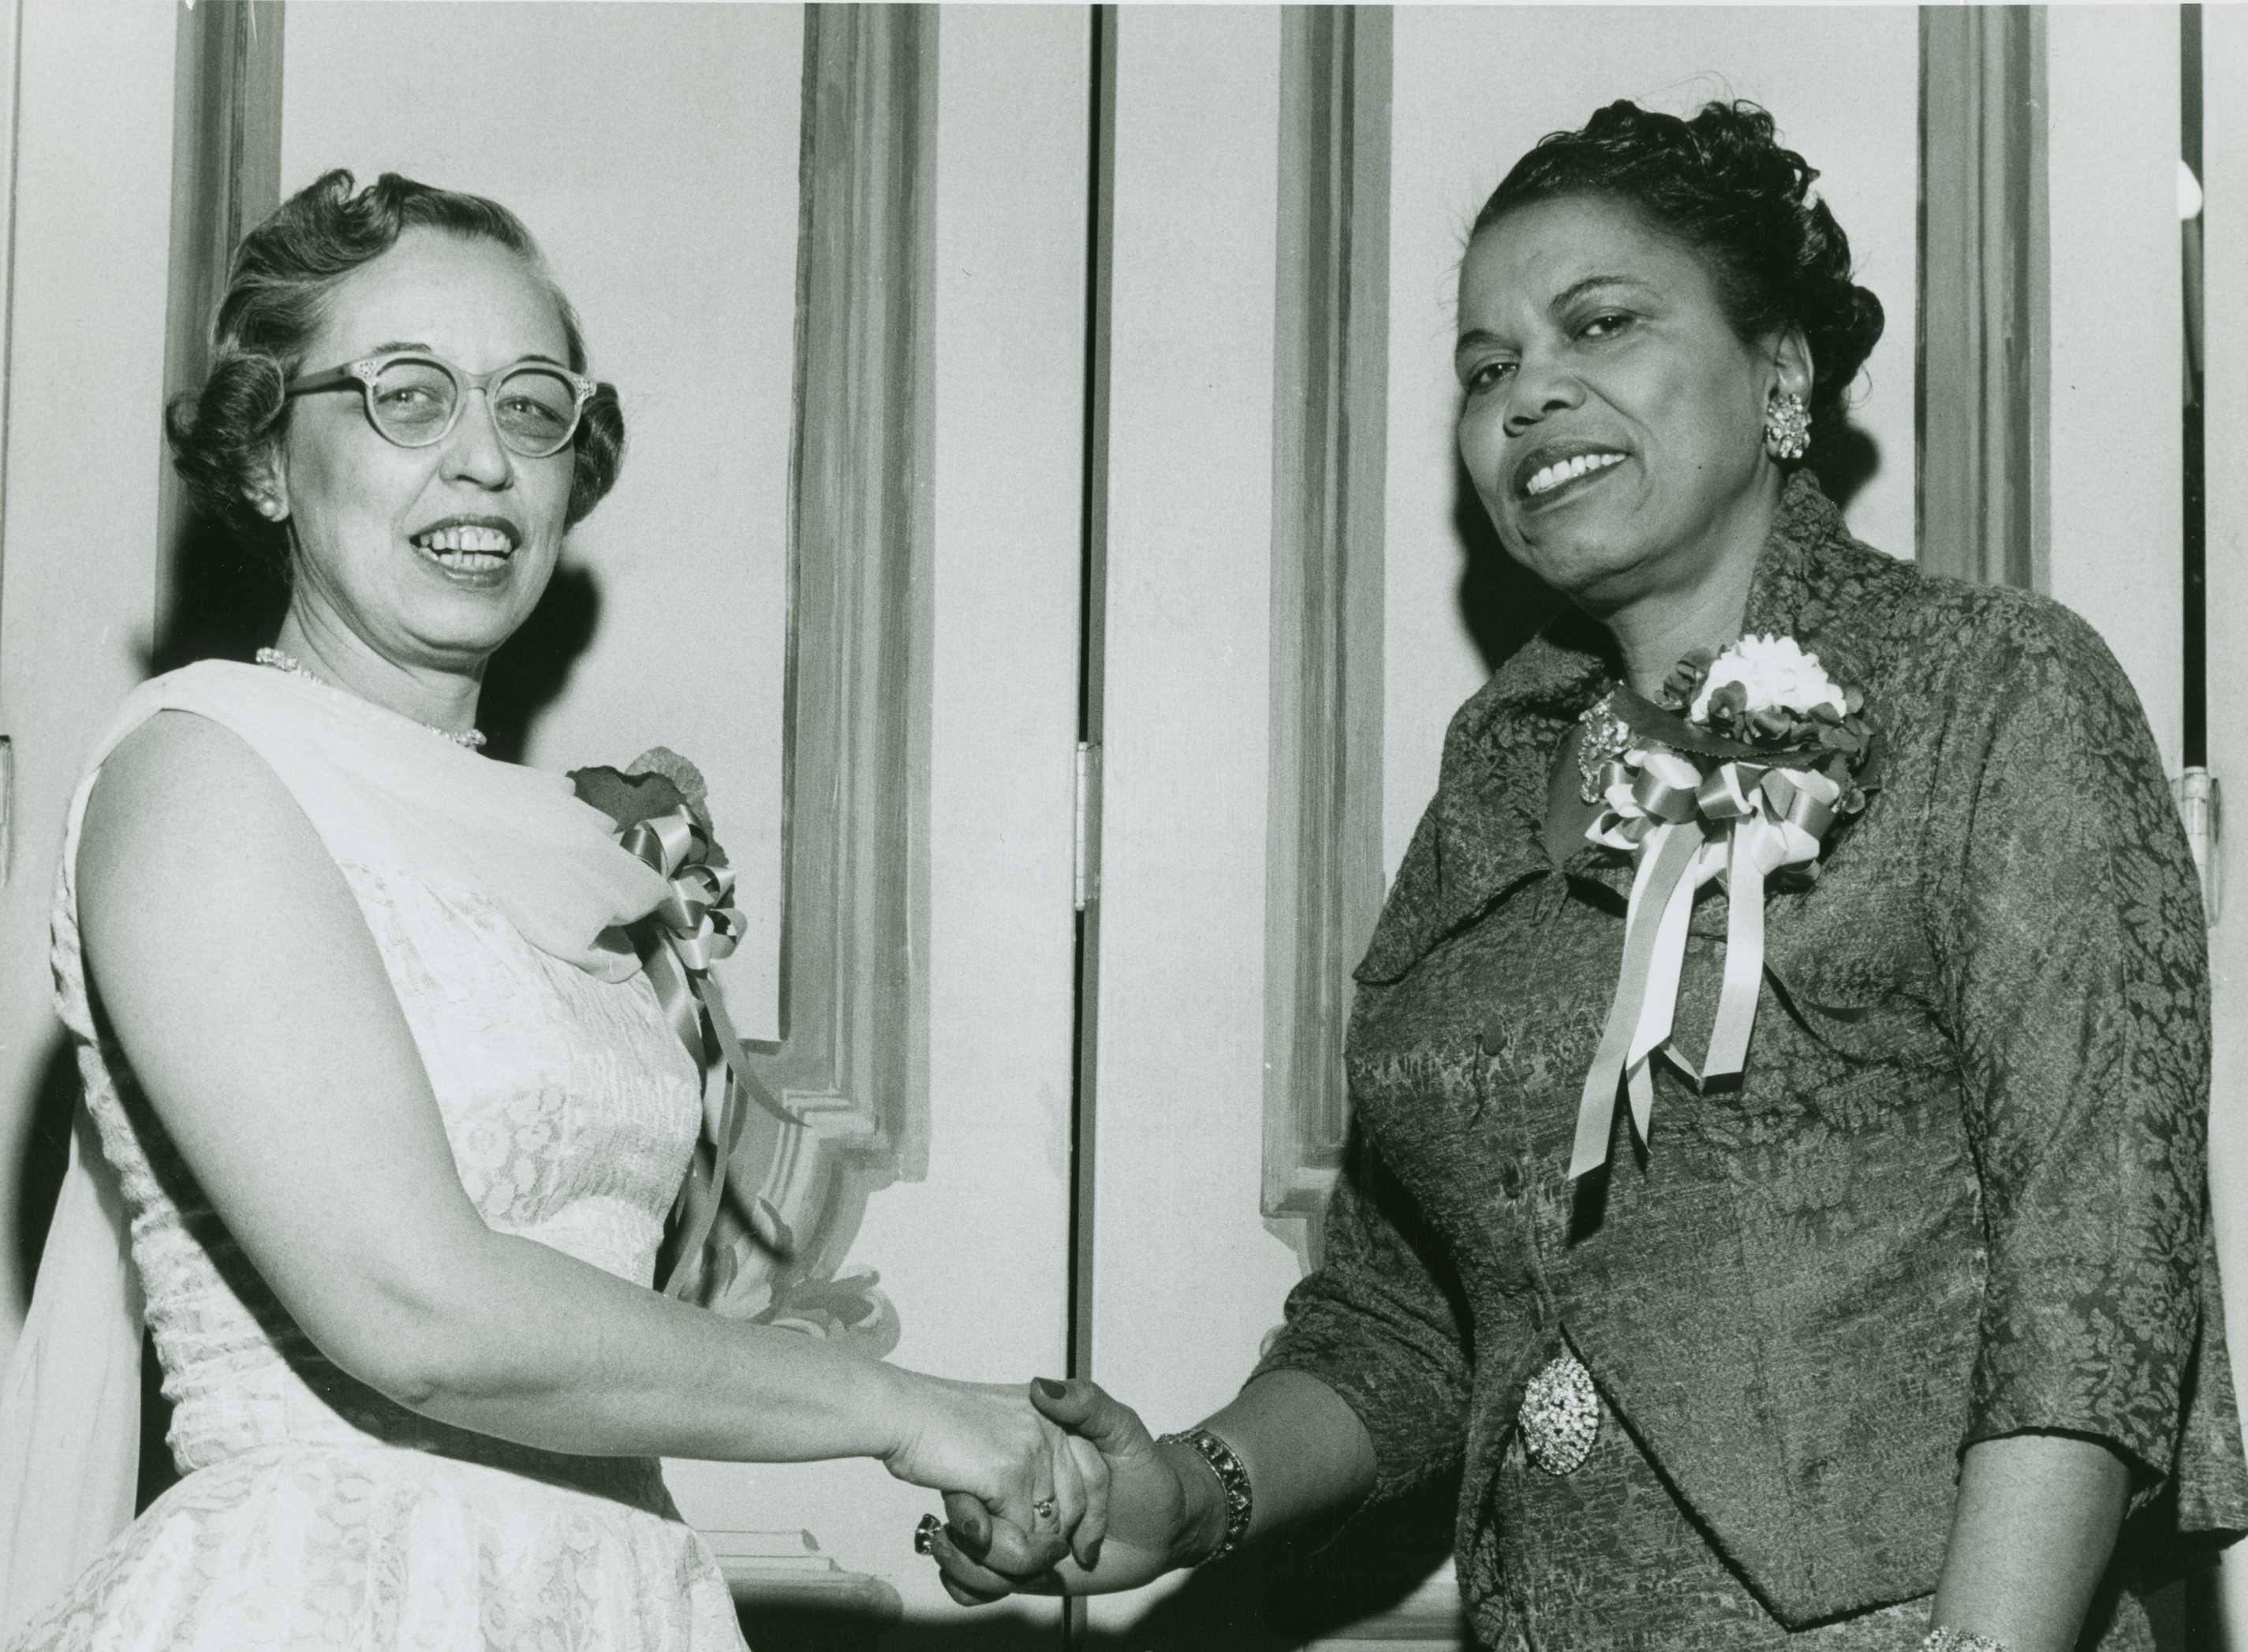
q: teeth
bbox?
[1525,452,1625,498]
[414,524,513,554]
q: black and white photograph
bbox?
[0,3,2242,1649]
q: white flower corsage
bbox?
[1569,635,1876,1180]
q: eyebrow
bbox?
[360,340,571,370]
[1454,274,1660,358]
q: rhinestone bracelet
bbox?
[1922,1630,2009,1652]
[1156,1426,1253,1564]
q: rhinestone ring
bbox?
[1031,1497,1058,1523]
[913,1513,941,1555]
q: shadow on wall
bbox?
[140,503,605,768]
[1448,424,1884,677]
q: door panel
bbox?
[1085,9,1921,1645]
[1084,4,1309,1637]
[2044,7,2185,768]
[2200,7,2248,1635]
[0,0,178,1352]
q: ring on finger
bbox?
[1032,1497,1058,1523]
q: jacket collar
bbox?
[1426,472,1879,938]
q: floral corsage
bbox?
[1569,634,1876,1180]
[571,750,763,1303]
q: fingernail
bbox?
[1034,1376,1068,1397]
[956,1511,987,1547]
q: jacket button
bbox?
[1478,1016,1508,1054]
[1499,1159,1524,1198]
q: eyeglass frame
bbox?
[283,349,599,458]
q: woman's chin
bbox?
[386,599,532,666]
[1512,539,1654,609]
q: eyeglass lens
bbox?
[368,359,581,456]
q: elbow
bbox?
[306,1270,524,1418]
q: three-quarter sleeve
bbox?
[1926,594,2213,1486]
[1250,1124,1474,1505]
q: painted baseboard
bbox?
[704,1527,903,1628]
[1306,1560,1464,1650]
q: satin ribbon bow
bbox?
[617,806,794,1304]
[1567,748,1842,1181]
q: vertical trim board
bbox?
[156,0,284,643]
[1264,5,1391,1222]
[696,2,936,1331]
[1915,4,2047,589]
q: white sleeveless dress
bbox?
[5,662,748,1651]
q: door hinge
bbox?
[1073,740,1102,913]
[2176,766,2220,925]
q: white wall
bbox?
[1382,6,1920,876]
[0,1,178,1349]
[2045,6,2185,770]
[2199,6,2248,1637]
[282,1,801,1038]
[669,9,1092,1628]
[1087,6,1304,1631]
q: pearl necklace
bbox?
[254,647,488,750]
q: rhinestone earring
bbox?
[1764,392,1811,461]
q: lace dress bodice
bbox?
[8,663,746,1652]
[54,856,702,1494]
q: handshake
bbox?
[880,1374,1249,1605]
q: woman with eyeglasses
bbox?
[0,171,1100,1651]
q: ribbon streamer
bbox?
[1568,751,1843,1180]
[617,806,805,1305]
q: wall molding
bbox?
[155,0,284,662]
[718,2,936,1323]
[1918,4,2048,590]
[1263,4,1390,1221]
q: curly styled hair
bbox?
[1473,99,1884,443]
[166,170,626,569]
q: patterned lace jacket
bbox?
[1255,473,2248,1625]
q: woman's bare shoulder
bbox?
[78,707,330,908]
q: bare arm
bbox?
[1930,1433,2130,1651]
[76,713,1066,1522]
[1182,1370,1377,1550]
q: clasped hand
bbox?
[898,1376,1194,1604]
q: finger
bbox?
[1030,1377,1153,1460]
[938,1570,1003,1609]
[1049,1420,1089,1542]
[982,1452,1061,1570]
[940,1490,994,1560]
[1066,1431,1111,1569]
[927,1521,1032,1600]
[928,1525,1079,1600]
[973,1504,1071,1578]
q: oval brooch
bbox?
[1519,1349,1600,1476]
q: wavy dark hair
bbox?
[166,170,626,571]
[1473,99,1884,444]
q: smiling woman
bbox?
[0,170,1100,1652]
[928,99,2247,1652]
